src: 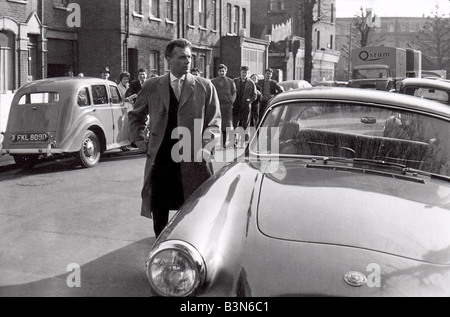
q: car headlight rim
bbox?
[147,240,206,297]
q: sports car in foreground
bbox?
[146,87,450,297]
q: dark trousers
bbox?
[153,211,169,238]
[233,103,251,130]
[259,100,269,124]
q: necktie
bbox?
[174,78,183,100]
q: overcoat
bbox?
[128,73,221,218]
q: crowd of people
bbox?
[68,56,284,151]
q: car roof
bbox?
[15,77,116,94]
[401,78,450,90]
[270,87,450,119]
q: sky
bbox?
[335,0,450,17]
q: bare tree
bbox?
[338,8,384,80]
[412,4,450,72]
[353,7,385,48]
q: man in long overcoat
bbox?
[128,39,221,237]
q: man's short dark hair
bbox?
[138,68,147,74]
[165,38,192,58]
[240,66,249,71]
[217,64,228,71]
[265,68,274,73]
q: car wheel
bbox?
[14,155,39,170]
[78,130,101,168]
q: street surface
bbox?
[0,148,241,297]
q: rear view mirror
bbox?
[361,117,377,124]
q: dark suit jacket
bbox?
[258,79,284,101]
[233,77,257,107]
[125,79,144,98]
[128,73,221,218]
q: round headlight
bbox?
[147,241,206,297]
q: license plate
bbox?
[11,133,49,143]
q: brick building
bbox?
[250,0,340,82]
[1,0,269,134]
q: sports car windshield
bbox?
[249,101,450,177]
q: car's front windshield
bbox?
[353,68,388,79]
[249,101,450,177]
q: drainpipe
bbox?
[124,0,129,71]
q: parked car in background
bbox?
[0,77,132,169]
[278,80,312,91]
[145,87,450,297]
[396,78,450,106]
[312,80,348,87]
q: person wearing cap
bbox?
[211,64,237,147]
[233,66,257,131]
[100,67,111,80]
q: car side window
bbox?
[92,85,108,105]
[77,87,91,107]
[109,86,122,104]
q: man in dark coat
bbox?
[233,66,257,130]
[128,39,221,237]
[125,68,148,102]
[258,68,284,123]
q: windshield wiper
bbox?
[318,157,450,183]
[322,157,407,170]
[402,168,450,183]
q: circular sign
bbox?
[359,51,369,61]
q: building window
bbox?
[227,3,232,33]
[199,0,207,28]
[166,0,174,21]
[149,51,159,76]
[233,6,240,34]
[150,0,160,18]
[135,0,143,14]
[242,8,247,29]
[269,0,285,11]
[187,0,194,25]
[317,31,320,50]
[198,54,206,77]
[0,31,15,92]
[329,35,333,49]
[28,35,38,82]
[211,0,217,30]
